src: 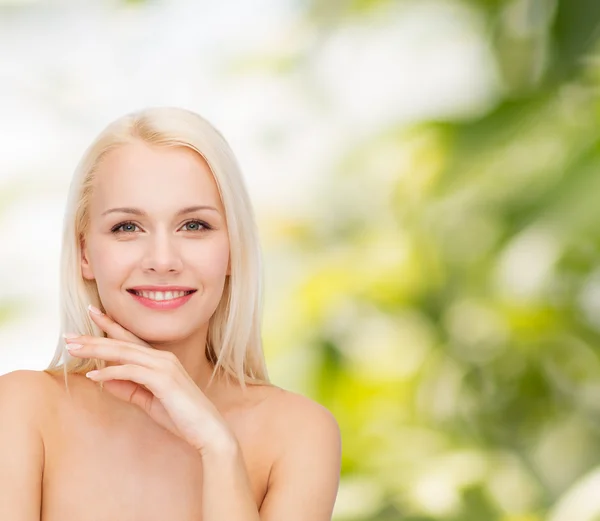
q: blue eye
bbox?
[111,221,139,233]
[110,220,211,234]
[182,220,210,232]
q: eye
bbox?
[182,220,211,232]
[111,221,139,234]
[110,220,212,234]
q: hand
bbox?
[63,305,238,456]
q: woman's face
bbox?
[81,140,230,343]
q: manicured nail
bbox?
[67,343,84,350]
[62,332,80,339]
[88,304,103,315]
[86,371,99,379]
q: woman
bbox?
[0,107,341,521]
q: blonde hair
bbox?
[45,106,270,392]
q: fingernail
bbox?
[67,343,84,350]
[88,304,103,315]
[62,332,80,339]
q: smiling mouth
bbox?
[126,289,196,302]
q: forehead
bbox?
[90,141,222,212]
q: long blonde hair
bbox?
[45,106,270,391]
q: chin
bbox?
[132,324,193,343]
[141,320,210,343]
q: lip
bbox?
[127,289,196,310]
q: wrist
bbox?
[199,432,240,461]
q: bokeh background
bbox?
[2,0,600,519]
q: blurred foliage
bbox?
[3,0,600,519]
[256,0,600,520]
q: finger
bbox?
[99,379,180,438]
[100,379,154,411]
[65,335,147,352]
[66,335,175,362]
[87,304,148,346]
[67,338,161,368]
[86,364,161,388]
[87,365,171,403]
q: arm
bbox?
[200,391,341,521]
[200,442,261,521]
[0,370,46,521]
[258,394,342,521]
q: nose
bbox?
[141,230,184,274]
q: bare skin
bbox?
[37,370,283,521]
[0,138,341,520]
[0,359,340,521]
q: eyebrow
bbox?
[101,205,220,217]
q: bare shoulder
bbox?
[0,369,55,400]
[269,386,339,423]
[0,369,61,425]
[254,386,342,520]
[262,385,341,450]
[0,370,55,520]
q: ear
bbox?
[80,237,95,281]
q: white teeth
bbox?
[133,290,189,301]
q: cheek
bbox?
[89,242,134,286]
[194,238,230,281]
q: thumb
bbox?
[101,380,180,439]
[101,380,154,411]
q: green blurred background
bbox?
[3,0,600,519]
